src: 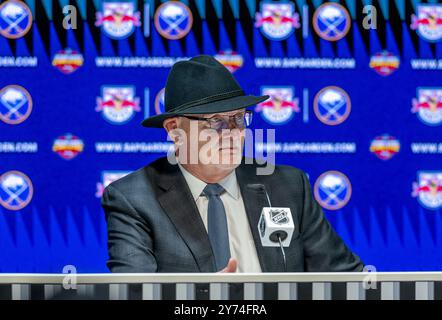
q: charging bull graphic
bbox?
[95,1,141,39]
[412,172,442,210]
[411,4,442,42]
[96,86,141,125]
[256,86,299,125]
[412,88,442,126]
[255,1,300,40]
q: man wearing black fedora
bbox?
[102,55,363,275]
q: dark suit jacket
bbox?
[102,157,364,273]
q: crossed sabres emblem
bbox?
[0,172,32,210]
[315,87,350,124]
[160,12,187,35]
[314,172,351,210]
[321,97,346,121]
[0,1,32,38]
[319,182,346,206]
[0,86,32,124]
[313,3,350,41]
[155,2,192,39]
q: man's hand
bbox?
[218,258,237,273]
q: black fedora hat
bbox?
[141,55,269,128]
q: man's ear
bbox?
[163,117,179,132]
[163,117,182,143]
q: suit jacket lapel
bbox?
[151,157,284,273]
[236,164,285,272]
[153,159,216,272]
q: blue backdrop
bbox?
[0,0,441,273]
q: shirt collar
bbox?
[177,162,240,201]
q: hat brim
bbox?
[141,94,270,128]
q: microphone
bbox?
[247,184,295,272]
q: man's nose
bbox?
[220,127,242,138]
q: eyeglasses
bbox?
[180,110,253,131]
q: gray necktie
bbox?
[203,183,231,271]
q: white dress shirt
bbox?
[178,163,262,273]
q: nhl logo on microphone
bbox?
[258,207,295,247]
[270,209,289,225]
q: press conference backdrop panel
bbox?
[0,0,441,272]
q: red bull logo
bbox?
[370,134,400,160]
[52,133,84,160]
[255,1,300,41]
[52,48,84,75]
[411,4,442,42]
[412,172,442,210]
[369,51,400,77]
[256,86,299,125]
[96,86,141,125]
[214,50,244,73]
[411,88,442,126]
[95,1,141,40]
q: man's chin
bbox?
[199,152,243,168]
[219,152,243,168]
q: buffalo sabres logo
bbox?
[154,1,193,40]
[214,50,244,73]
[96,171,131,198]
[412,172,442,210]
[95,1,141,40]
[369,51,400,77]
[0,170,33,211]
[314,171,352,211]
[0,0,33,39]
[52,133,84,160]
[313,2,350,41]
[369,134,400,161]
[155,88,166,115]
[314,86,351,126]
[411,4,442,42]
[96,86,140,125]
[411,88,442,126]
[0,85,32,125]
[255,86,299,125]
[270,209,290,225]
[255,1,300,41]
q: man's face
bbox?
[170,109,248,172]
